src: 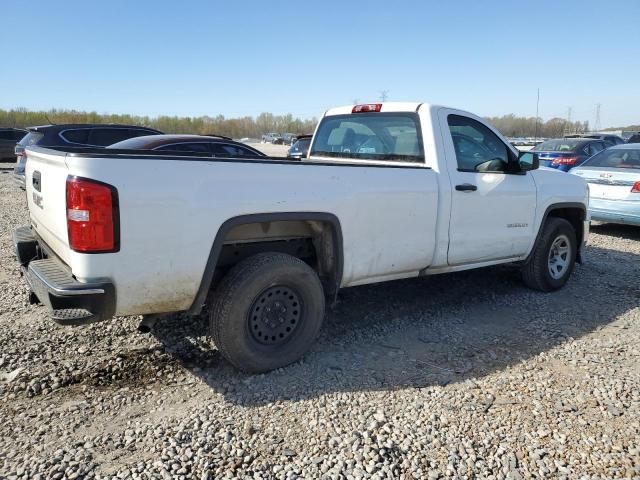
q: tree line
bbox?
[0,108,318,139]
[2,107,633,139]
[484,114,590,138]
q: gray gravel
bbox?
[1,160,639,479]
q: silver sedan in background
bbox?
[570,144,640,226]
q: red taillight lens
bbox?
[352,103,382,113]
[552,156,578,166]
[66,176,118,252]
[632,181,640,193]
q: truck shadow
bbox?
[151,238,640,407]
[590,222,640,241]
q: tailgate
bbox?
[24,147,73,265]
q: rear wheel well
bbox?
[203,216,342,310]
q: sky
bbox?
[1,0,639,127]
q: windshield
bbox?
[310,113,423,162]
[582,148,640,169]
[532,139,584,152]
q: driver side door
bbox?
[439,111,537,265]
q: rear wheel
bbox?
[521,217,577,291]
[209,253,325,372]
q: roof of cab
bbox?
[324,102,444,116]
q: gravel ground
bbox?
[0,159,639,479]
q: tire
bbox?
[521,217,577,291]
[209,253,325,372]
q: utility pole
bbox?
[379,90,389,102]
[594,103,601,132]
[534,88,540,141]
[565,106,573,134]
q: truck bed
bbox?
[23,146,440,316]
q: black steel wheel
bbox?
[209,253,325,372]
[248,286,302,345]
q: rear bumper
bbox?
[589,199,640,226]
[13,226,115,325]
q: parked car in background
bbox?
[261,132,283,144]
[13,124,162,187]
[0,128,27,160]
[287,134,312,159]
[621,131,640,142]
[626,133,640,144]
[564,133,625,147]
[570,144,640,226]
[107,134,266,157]
[532,137,607,171]
[281,133,298,145]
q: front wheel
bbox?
[521,218,577,291]
[209,253,325,372]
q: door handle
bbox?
[455,183,477,192]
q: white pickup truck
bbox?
[14,102,589,372]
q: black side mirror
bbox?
[518,151,539,171]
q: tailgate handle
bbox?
[32,171,41,192]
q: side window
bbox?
[0,131,12,140]
[61,129,91,145]
[128,128,155,138]
[589,142,604,155]
[447,115,510,172]
[14,130,27,141]
[155,143,211,153]
[212,143,260,156]
[88,128,139,146]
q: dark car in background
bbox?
[0,128,27,160]
[287,134,312,159]
[261,132,283,144]
[564,133,625,147]
[532,137,607,171]
[107,134,266,157]
[281,133,298,145]
[13,124,162,187]
[627,133,640,144]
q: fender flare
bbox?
[525,202,587,264]
[188,212,344,315]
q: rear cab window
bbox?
[310,113,424,163]
[18,131,44,147]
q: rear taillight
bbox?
[632,181,640,193]
[66,176,119,253]
[352,103,382,113]
[552,156,578,166]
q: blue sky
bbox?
[2,0,639,127]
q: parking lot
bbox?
[0,157,639,479]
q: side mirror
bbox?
[518,151,539,171]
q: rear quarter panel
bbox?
[64,155,440,316]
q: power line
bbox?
[595,103,601,131]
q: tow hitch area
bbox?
[13,226,116,326]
